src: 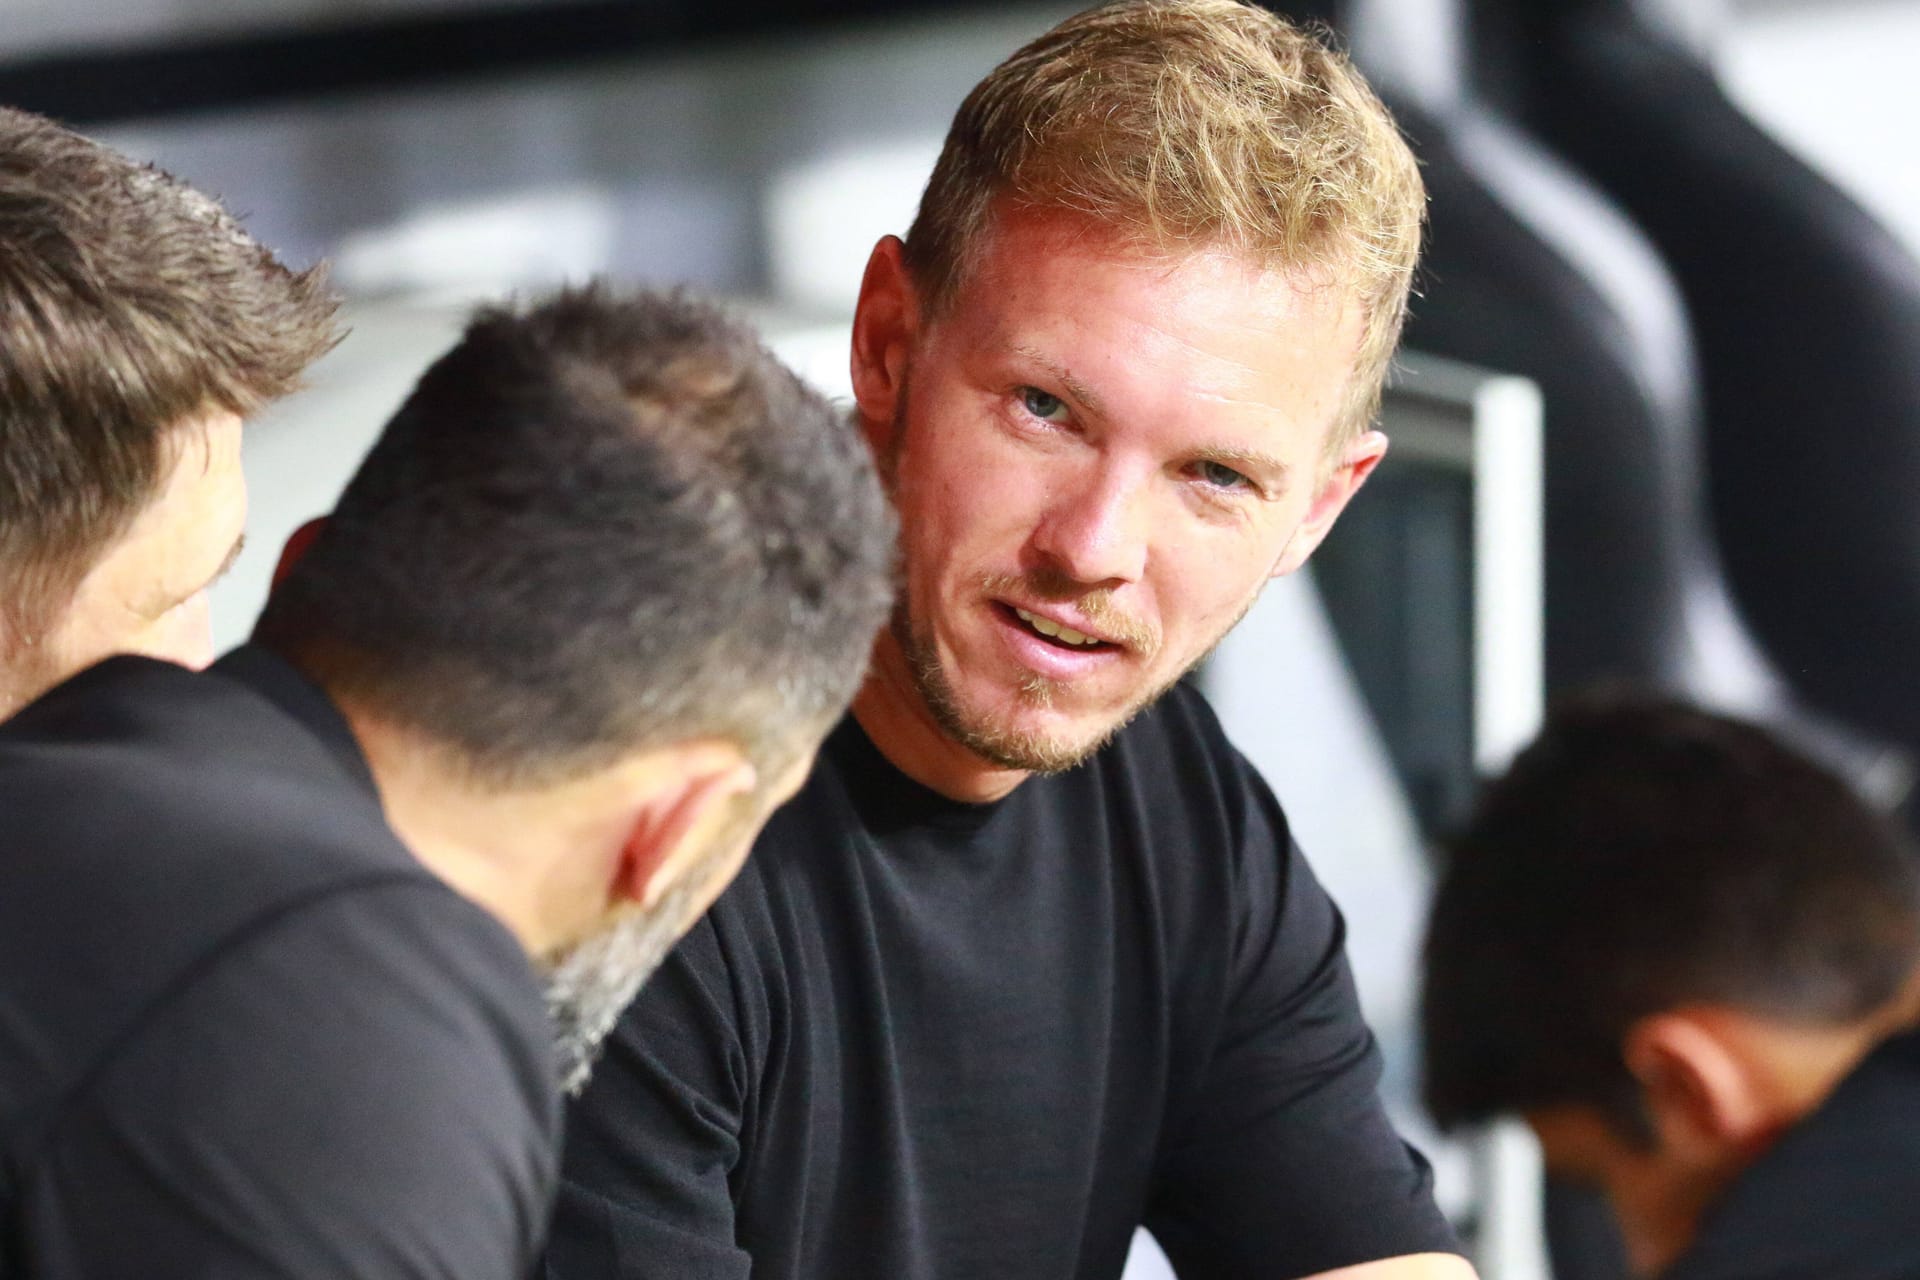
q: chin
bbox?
[935,671,1143,774]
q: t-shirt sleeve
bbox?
[543,919,752,1280]
[16,882,557,1279]
[1143,754,1460,1279]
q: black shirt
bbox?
[549,683,1456,1279]
[0,648,557,1278]
[1664,1028,1920,1280]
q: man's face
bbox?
[857,207,1383,774]
[7,410,247,712]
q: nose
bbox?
[1028,461,1150,587]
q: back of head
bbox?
[1422,691,1920,1139]
[0,108,339,669]
[255,284,896,787]
[904,0,1424,444]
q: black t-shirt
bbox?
[0,648,558,1278]
[1663,1028,1920,1280]
[549,683,1457,1280]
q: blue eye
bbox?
[1019,386,1069,421]
[1197,460,1251,491]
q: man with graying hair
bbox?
[0,286,895,1277]
[0,107,340,718]
[551,3,1472,1277]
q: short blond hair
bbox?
[904,0,1424,446]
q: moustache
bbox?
[978,571,1161,655]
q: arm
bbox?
[1309,1257,1479,1279]
[544,918,753,1280]
[16,884,555,1279]
[1145,755,1466,1280]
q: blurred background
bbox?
[7,1,1917,1276]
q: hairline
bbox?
[908,197,1373,461]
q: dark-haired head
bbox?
[1423,690,1920,1144]
[258,284,893,788]
[258,284,895,1089]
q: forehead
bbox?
[937,207,1361,438]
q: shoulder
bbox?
[1673,1030,1920,1280]
[106,875,552,1127]
[0,655,393,875]
[25,880,556,1277]
[2,654,300,762]
[0,655,437,1002]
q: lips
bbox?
[987,600,1128,681]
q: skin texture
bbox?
[1,409,247,717]
[849,205,1387,804]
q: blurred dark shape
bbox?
[1478,0,1920,764]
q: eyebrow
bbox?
[1012,344,1107,416]
[1192,443,1292,483]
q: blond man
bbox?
[0,107,339,718]
[551,3,1473,1277]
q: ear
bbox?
[612,746,758,909]
[1624,1011,1772,1160]
[1270,429,1388,579]
[272,516,329,590]
[850,235,918,455]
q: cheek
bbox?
[136,594,216,670]
[1150,540,1274,644]
[902,456,1032,576]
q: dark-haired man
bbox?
[550,2,1469,1277]
[0,287,895,1277]
[1423,695,1920,1279]
[0,106,340,718]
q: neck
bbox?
[850,629,1032,804]
[337,706,625,957]
[1618,1003,1916,1275]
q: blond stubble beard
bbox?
[893,568,1203,776]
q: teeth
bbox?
[1015,607,1100,646]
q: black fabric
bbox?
[0,647,558,1278]
[1661,1029,1920,1280]
[549,683,1456,1279]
